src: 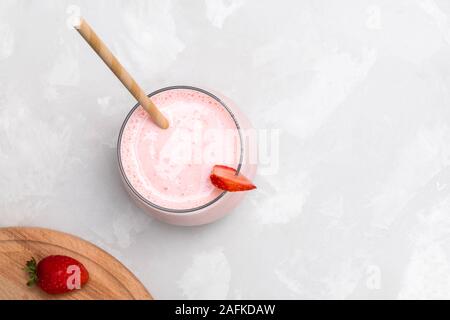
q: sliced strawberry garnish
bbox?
[210,165,256,192]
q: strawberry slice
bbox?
[210,165,256,192]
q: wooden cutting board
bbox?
[0,227,152,300]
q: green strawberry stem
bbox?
[24,257,38,287]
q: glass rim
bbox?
[117,85,244,215]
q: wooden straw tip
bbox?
[161,121,170,130]
[71,16,83,29]
[159,117,170,129]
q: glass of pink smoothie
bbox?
[117,86,256,226]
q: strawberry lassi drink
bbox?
[118,86,256,225]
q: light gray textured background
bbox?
[1,0,450,299]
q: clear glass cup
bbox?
[117,86,257,226]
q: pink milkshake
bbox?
[118,86,256,226]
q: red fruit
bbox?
[210,165,256,192]
[25,255,89,294]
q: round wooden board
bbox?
[0,227,152,300]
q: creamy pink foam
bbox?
[120,88,241,210]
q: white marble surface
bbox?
[1,0,450,299]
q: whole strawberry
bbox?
[25,255,89,294]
